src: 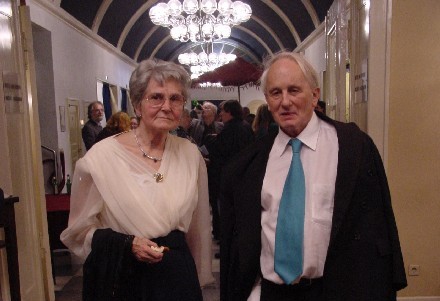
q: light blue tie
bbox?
[274,138,305,284]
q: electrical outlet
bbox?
[408,264,420,276]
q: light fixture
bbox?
[198,82,223,87]
[178,44,236,78]
[149,0,252,43]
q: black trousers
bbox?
[260,278,324,301]
[207,167,221,240]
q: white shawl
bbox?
[60,134,215,286]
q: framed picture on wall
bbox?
[59,105,66,132]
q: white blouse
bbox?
[60,134,215,286]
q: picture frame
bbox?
[59,105,66,132]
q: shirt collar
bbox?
[273,112,320,157]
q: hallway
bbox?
[53,240,220,301]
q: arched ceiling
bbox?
[58,0,334,66]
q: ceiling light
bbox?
[149,0,252,43]
[178,47,236,78]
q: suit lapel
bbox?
[234,133,276,256]
[327,120,363,246]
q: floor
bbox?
[53,240,220,301]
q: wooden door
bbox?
[67,99,81,173]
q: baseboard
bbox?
[398,297,440,301]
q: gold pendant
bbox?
[153,173,164,183]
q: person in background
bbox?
[206,100,254,244]
[252,103,278,139]
[189,101,223,148]
[242,106,250,122]
[194,104,204,119]
[61,58,214,301]
[188,101,224,241]
[130,116,139,129]
[220,52,406,301]
[190,109,199,119]
[95,111,131,143]
[172,108,196,144]
[245,113,256,127]
[82,101,104,151]
[315,100,326,115]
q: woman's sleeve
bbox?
[60,158,104,260]
[186,154,215,287]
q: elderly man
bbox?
[220,52,407,301]
[82,101,104,150]
[189,101,223,147]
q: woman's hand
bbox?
[132,236,164,264]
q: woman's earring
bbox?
[136,113,142,118]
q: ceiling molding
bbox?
[301,0,320,28]
[262,0,301,45]
[294,22,325,52]
[92,0,113,33]
[252,15,284,50]
[237,25,273,55]
[149,35,172,59]
[133,26,160,61]
[117,0,155,49]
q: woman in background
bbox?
[94,111,131,143]
[61,59,214,301]
[252,103,278,139]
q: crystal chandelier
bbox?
[149,0,252,43]
[178,47,236,78]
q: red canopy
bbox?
[192,57,262,87]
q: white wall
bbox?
[303,33,327,90]
[28,0,135,184]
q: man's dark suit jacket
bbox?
[82,119,102,151]
[220,113,407,301]
[188,119,224,147]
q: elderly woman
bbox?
[61,59,214,300]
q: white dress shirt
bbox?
[248,113,338,300]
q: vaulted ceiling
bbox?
[58,0,334,66]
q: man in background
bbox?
[173,108,195,144]
[315,100,326,115]
[189,101,224,241]
[82,101,104,151]
[206,100,254,245]
[189,101,223,148]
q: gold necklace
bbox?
[134,130,163,163]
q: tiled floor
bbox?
[53,241,220,301]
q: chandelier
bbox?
[149,0,252,43]
[178,46,236,78]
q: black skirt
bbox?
[138,230,203,301]
[83,229,202,301]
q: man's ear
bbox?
[264,95,271,111]
[312,87,320,107]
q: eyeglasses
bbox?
[144,93,186,109]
